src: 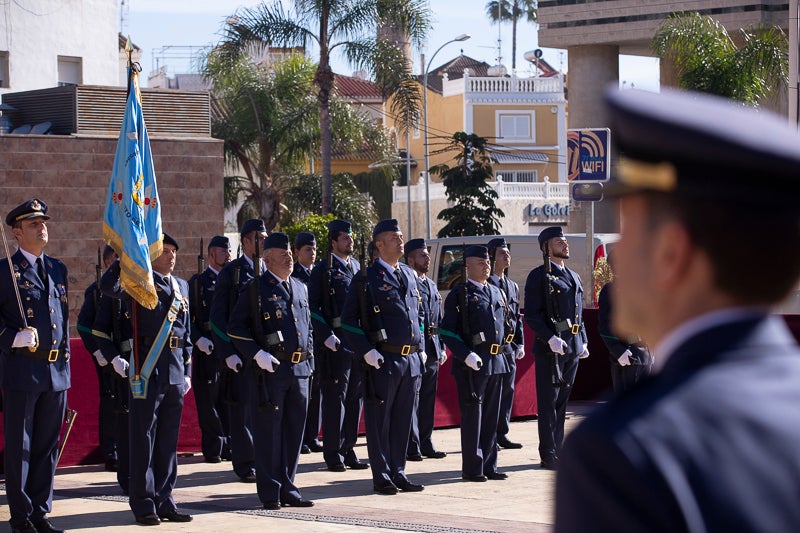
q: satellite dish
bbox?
[11,124,32,134]
[30,121,52,135]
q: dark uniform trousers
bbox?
[441,281,509,477]
[292,262,321,449]
[308,255,363,467]
[189,267,230,460]
[341,261,423,487]
[229,273,313,504]
[101,263,192,518]
[209,257,257,478]
[1,250,70,528]
[408,275,444,457]
[524,263,587,463]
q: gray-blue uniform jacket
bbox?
[417,275,445,362]
[209,255,257,361]
[488,274,524,357]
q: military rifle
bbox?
[222,243,242,406]
[250,236,279,412]
[191,237,205,330]
[358,237,385,405]
[543,243,565,386]
[458,243,481,405]
[320,246,339,383]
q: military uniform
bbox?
[441,246,510,480]
[1,199,70,533]
[228,232,314,508]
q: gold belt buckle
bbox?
[400,344,412,356]
[490,343,500,355]
[48,349,59,362]
[504,333,514,344]
[291,351,303,363]
[169,336,179,349]
[571,323,581,335]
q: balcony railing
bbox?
[442,73,565,101]
[392,179,569,203]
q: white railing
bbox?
[442,73,565,99]
[393,179,569,203]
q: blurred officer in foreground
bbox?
[209,219,267,483]
[101,232,193,526]
[524,227,588,471]
[341,219,425,494]
[441,245,510,482]
[229,232,315,510]
[189,235,232,463]
[404,238,447,462]
[555,88,800,532]
[1,199,70,533]
[487,237,524,450]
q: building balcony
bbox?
[392,178,569,203]
[443,73,566,103]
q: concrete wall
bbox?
[0,134,225,336]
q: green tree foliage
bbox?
[282,213,335,256]
[651,12,788,105]
[218,0,430,214]
[431,132,504,238]
[485,0,537,70]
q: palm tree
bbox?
[485,0,537,71]
[218,0,430,215]
[651,12,788,106]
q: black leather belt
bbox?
[141,336,187,349]
[476,342,501,355]
[555,320,582,335]
[16,347,67,362]
[380,343,419,356]
[273,350,312,363]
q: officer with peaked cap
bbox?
[1,199,70,533]
[555,88,800,532]
[188,235,232,463]
[209,219,267,483]
[341,219,426,494]
[101,232,193,525]
[441,245,510,482]
[524,226,588,471]
[404,238,448,461]
[487,237,525,450]
[228,232,315,510]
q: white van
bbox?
[425,234,619,309]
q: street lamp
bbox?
[423,33,470,239]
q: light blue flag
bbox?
[103,62,162,310]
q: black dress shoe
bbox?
[158,510,193,522]
[282,498,314,507]
[539,460,558,471]
[373,481,399,495]
[422,450,447,459]
[239,470,257,482]
[406,453,424,462]
[11,520,38,533]
[263,501,281,511]
[205,455,222,463]
[307,440,324,453]
[32,518,65,533]
[485,471,509,480]
[461,474,488,482]
[327,463,346,472]
[497,436,523,449]
[134,514,161,526]
[395,479,425,492]
[344,458,369,470]
[300,444,311,454]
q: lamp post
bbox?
[423,33,470,239]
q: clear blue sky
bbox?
[123,0,659,90]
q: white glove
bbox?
[12,329,37,348]
[438,351,447,365]
[183,376,192,395]
[465,352,483,371]
[548,335,568,355]
[618,349,632,366]
[419,350,428,365]
[363,348,384,369]
[254,350,280,373]
[195,336,214,355]
[111,355,129,378]
[579,343,590,359]
[225,354,243,372]
[324,334,340,352]
[93,349,109,366]
[515,346,525,360]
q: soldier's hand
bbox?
[419,350,428,365]
[12,329,37,348]
[196,336,214,355]
[618,349,632,366]
[111,355,129,378]
[225,354,243,372]
[579,343,590,359]
[92,349,109,366]
[324,334,341,352]
[465,352,483,371]
[438,351,447,365]
[547,335,568,355]
[255,350,280,373]
[183,376,192,395]
[364,349,384,369]
[515,346,526,360]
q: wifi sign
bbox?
[567,128,611,182]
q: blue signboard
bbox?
[567,128,610,181]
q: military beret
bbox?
[404,238,426,256]
[537,226,564,248]
[240,218,266,236]
[487,237,508,255]
[294,231,316,248]
[464,245,489,260]
[327,219,352,235]
[605,86,800,207]
[373,218,400,239]
[263,232,290,250]
[6,198,49,226]
[163,232,179,251]
[208,235,230,249]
